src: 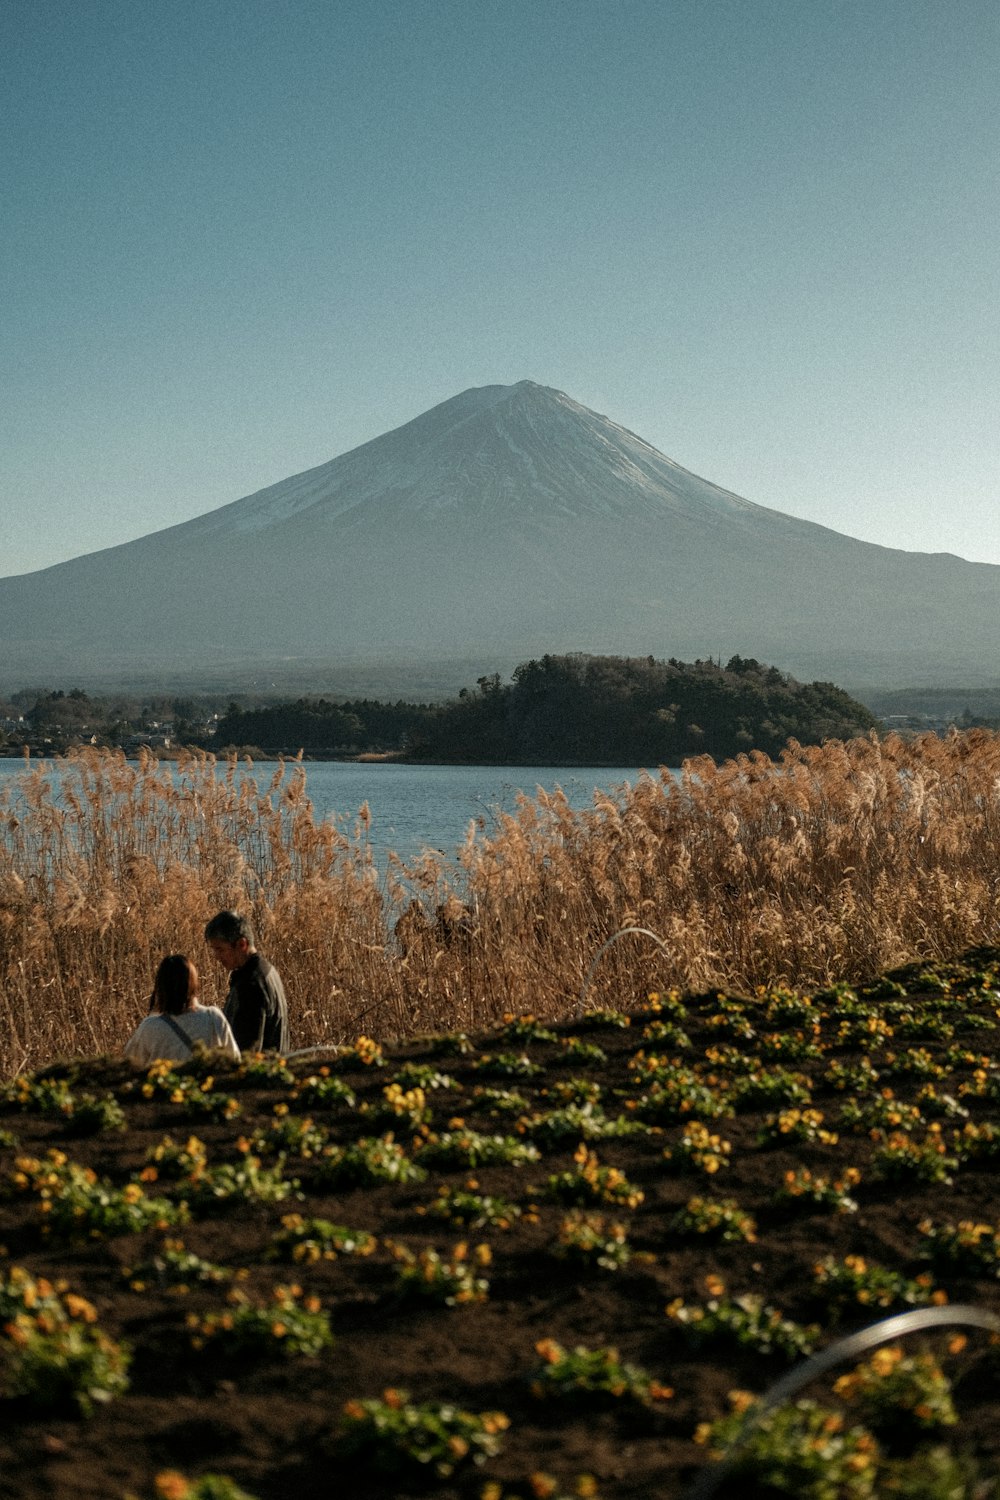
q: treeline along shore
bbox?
[1,726,999,1078]
[217,653,878,762]
[5,653,878,763]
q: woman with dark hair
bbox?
[124,954,240,1065]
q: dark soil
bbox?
[2,951,1000,1500]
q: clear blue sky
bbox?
[3,0,998,578]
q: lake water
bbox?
[0,757,654,868]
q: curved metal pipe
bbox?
[576,926,670,1015]
[684,1303,1000,1500]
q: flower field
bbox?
[3,953,1000,1498]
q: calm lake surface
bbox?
[0,757,656,868]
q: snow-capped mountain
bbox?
[2,380,999,693]
[176,381,800,536]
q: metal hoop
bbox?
[684,1303,1000,1500]
[576,926,670,1015]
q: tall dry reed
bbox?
[1,733,998,1076]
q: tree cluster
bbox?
[404,653,879,764]
[4,656,881,764]
[214,697,436,754]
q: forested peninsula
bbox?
[216,654,878,763]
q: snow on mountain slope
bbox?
[178,381,816,542]
[1,379,999,694]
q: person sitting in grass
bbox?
[125,953,241,1065]
[204,909,290,1055]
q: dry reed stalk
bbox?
[1,733,999,1076]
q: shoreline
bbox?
[0,747,651,769]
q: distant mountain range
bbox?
[2,380,998,696]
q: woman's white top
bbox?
[124,1003,241,1066]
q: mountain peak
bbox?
[436,378,559,414]
[3,379,1000,695]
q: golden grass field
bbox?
[1,731,998,1079]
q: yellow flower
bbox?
[63,1293,97,1323]
[728,1389,756,1414]
[4,1316,32,1348]
[154,1473,190,1500]
[870,1346,902,1375]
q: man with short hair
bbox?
[204,910,290,1054]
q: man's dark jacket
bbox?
[223,952,290,1053]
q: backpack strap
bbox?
[158,1014,194,1054]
